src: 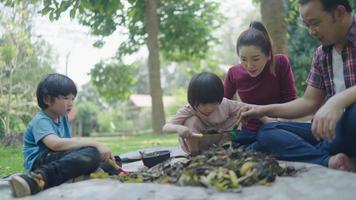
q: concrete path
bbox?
[1,146,356,200]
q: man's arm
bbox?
[312,85,356,141]
[326,85,356,110]
[241,86,325,120]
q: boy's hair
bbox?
[298,0,352,13]
[236,21,276,76]
[36,73,77,109]
[187,72,224,108]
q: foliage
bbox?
[75,83,145,136]
[165,88,187,119]
[352,1,356,14]
[1,0,225,133]
[90,60,138,102]
[285,0,318,95]
[75,101,100,136]
[76,82,105,107]
[96,103,134,133]
[31,0,224,100]
[160,0,222,61]
[0,3,54,136]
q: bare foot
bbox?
[328,153,356,172]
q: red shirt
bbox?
[224,54,298,131]
[307,17,356,99]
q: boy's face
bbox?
[238,45,270,77]
[45,94,75,117]
[196,103,219,116]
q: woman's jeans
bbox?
[32,146,116,189]
[254,103,356,166]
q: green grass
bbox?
[0,146,23,177]
[82,133,179,154]
[0,133,179,177]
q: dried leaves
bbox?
[96,145,297,192]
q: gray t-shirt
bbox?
[332,47,346,94]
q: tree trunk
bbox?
[260,0,288,54]
[4,67,13,136]
[144,0,165,133]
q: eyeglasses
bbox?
[299,12,333,32]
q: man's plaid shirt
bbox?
[307,17,356,99]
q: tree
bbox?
[18,0,223,133]
[0,2,54,138]
[90,61,138,102]
[260,0,288,54]
[144,0,164,133]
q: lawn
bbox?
[0,133,178,178]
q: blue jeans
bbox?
[232,129,264,151]
[256,104,356,166]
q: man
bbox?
[241,0,356,171]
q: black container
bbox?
[142,150,171,168]
[115,150,171,168]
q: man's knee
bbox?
[259,122,281,131]
[345,103,356,118]
[257,126,287,149]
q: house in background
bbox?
[128,94,174,110]
[127,94,175,131]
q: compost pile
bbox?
[98,146,297,192]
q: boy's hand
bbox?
[96,144,113,162]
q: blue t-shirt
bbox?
[23,111,72,171]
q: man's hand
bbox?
[238,104,264,123]
[311,99,344,142]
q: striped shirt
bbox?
[307,17,356,99]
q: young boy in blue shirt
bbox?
[9,73,118,197]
